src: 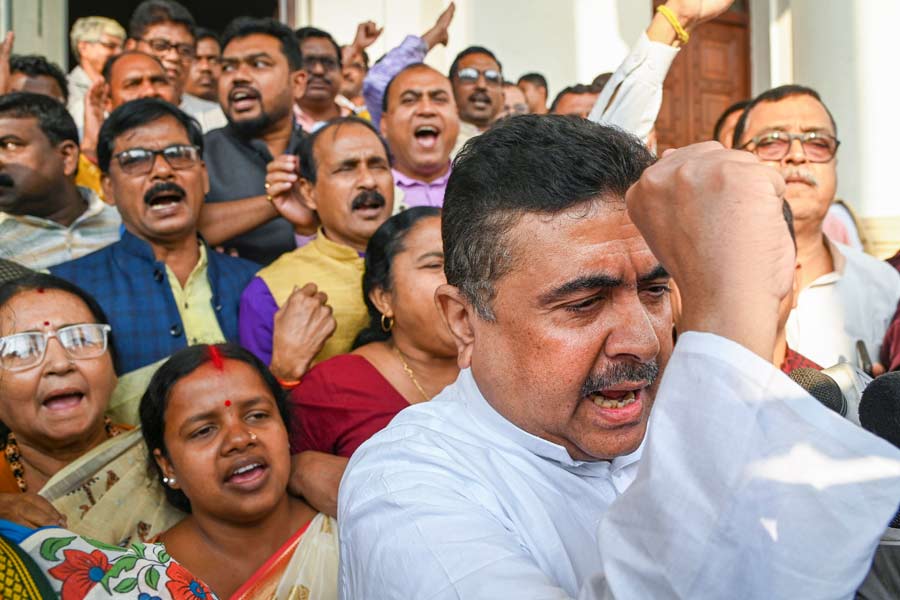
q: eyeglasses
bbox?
[741,131,840,163]
[86,39,123,51]
[113,144,201,176]
[456,67,502,86]
[302,55,339,71]
[137,37,196,59]
[0,324,111,371]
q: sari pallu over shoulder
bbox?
[230,513,339,600]
[38,428,186,547]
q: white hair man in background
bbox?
[67,16,125,135]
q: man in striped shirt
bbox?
[0,92,119,269]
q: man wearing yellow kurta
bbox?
[239,117,395,368]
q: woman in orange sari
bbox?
[140,343,337,599]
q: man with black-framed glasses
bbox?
[293,26,354,133]
[733,84,900,371]
[51,99,258,423]
[126,0,226,132]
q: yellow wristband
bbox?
[656,5,690,44]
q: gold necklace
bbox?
[393,347,430,402]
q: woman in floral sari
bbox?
[0,274,182,545]
[140,343,338,600]
[4,520,216,600]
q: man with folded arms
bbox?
[339,115,900,598]
[51,99,257,422]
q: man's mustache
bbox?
[782,168,818,186]
[351,190,386,210]
[308,74,332,86]
[579,361,660,398]
[468,91,492,105]
[144,182,187,205]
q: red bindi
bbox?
[43,321,49,327]
[36,288,45,294]
[224,400,232,407]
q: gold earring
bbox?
[380,314,394,332]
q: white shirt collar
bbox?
[454,368,644,477]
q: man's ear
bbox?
[435,284,477,369]
[103,83,113,113]
[101,173,115,206]
[298,178,317,212]
[59,141,80,178]
[292,69,308,103]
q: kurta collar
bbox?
[455,368,643,477]
[313,227,366,261]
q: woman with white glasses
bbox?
[0,273,183,545]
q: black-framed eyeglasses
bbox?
[741,131,840,163]
[456,67,502,86]
[302,55,339,71]
[0,324,112,371]
[137,37,196,59]
[113,145,201,176]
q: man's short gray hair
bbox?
[70,17,125,62]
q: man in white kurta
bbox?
[338,68,900,600]
[732,85,900,369]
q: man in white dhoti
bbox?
[337,77,900,600]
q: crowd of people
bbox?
[1,0,900,598]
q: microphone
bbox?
[788,363,871,425]
[859,371,900,449]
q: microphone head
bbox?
[789,367,847,416]
[859,371,900,448]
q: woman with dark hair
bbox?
[286,207,459,515]
[141,343,337,599]
[0,273,181,544]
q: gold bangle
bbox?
[657,5,690,44]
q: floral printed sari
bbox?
[18,526,216,600]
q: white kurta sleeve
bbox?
[580,332,900,600]
[587,32,679,141]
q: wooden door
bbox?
[653,0,751,152]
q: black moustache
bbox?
[469,92,492,104]
[309,75,332,86]
[579,361,659,398]
[351,190,386,210]
[144,182,187,205]
[0,173,13,187]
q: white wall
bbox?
[6,0,67,67]
[745,0,898,220]
[297,0,650,99]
